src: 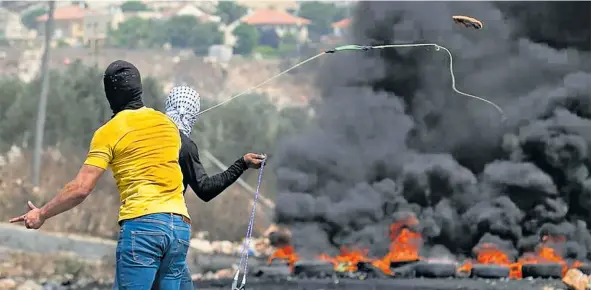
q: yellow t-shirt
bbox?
[84,107,189,222]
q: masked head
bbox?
[103,60,144,116]
[164,85,200,137]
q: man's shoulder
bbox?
[179,132,199,157]
[92,119,116,140]
[140,108,178,127]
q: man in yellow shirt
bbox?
[10,60,191,290]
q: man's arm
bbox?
[41,127,111,219]
[10,129,112,228]
[39,165,105,220]
[179,134,248,202]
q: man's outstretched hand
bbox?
[243,153,266,169]
[9,201,45,229]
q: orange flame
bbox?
[458,235,586,279]
[317,217,423,276]
[268,245,299,269]
[267,223,587,280]
[457,243,520,278]
[383,217,422,262]
[372,217,423,275]
[517,236,569,277]
[319,247,371,272]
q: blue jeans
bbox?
[114,213,191,290]
[153,265,194,290]
[113,264,194,290]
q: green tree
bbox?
[120,0,150,12]
[215,1,248,24]
[108,17,156,48]
[0,78,25,130]
[21,7,47,30]
[232,24,258,55]
[156,16,223,54]
[190,22,224,56]
[298,1,347,38]
[0,62,165,151]
[161,16,200,48]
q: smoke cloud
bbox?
[273,1,591,261]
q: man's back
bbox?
[85,107,189,222]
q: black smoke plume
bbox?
[273,1,591,261]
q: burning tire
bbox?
[470,264,510,279]
[293,260,335,278]
[390,259,420,268]
[253,265,291,278]
[521,263,563,279]
[414,262,457,278]
[356,262,389,279]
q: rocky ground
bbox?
[0,222,270,290]
[0,223,576,290]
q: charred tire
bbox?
[293,260,335,278]
[521,263,563,279]
[252,265,291,278]
[357,262,388,278]
[268,259,290,267]
[390,259,420,268]
[414,262,457,278]
[577,265,591,275]
[470,264,510,279]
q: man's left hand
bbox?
[9,201,45,229]
[243,153,266,169]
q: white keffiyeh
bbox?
[164,85,200,137]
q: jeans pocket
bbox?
[167,238,191,278]
[131,231,165,266]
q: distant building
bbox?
[36,4,112,47]
[162,3,221,23]
[17,47,43,82]
[206,44,233,67]
[235,1,297,11]
[84,10,111,48]
[332,18,350,37]
[111,10,164,30]
[0,8,37,47]
[141,1,184,12]
[241,9,310,43]
[36,5,87,44]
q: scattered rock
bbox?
[41,281,66,290]
[190,238,214,254]
[215,268,234,279]
[16,280,42,290]
[0,278,17,289]
[563,268,590,290]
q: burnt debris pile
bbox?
[270,0,591,281]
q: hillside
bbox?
[0,47,319,107]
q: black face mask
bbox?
[103,60,145,117]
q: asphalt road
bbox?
[193,277,569,290]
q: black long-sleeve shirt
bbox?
[178,132,248,202]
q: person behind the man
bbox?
[150,85,265,290]
[10,60,192,290]
[166,85,266,199]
